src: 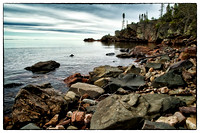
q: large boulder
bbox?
[104,74,145,93]
[12,83,68,129]
[152,70,186,88]
[25,60,60,74]
[89,65,123,82]
[69,82,105,98]
[90,93,184,129]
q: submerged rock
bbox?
[25,60,60,74]
[90,93,184,129]
[12,83,68,129]
[69,82,105,98]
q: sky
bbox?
[4,4,165,43]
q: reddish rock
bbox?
[82,93,90,100]
[58,119,71,126]
[130,46,151,57]
[84,114,92,125]
[179,47,196,60]
[179,107,196,114]
[71,111,85,124]
[64,73,89,87]
[44,114,59,128]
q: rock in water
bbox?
[90,93,184,129]
[152,70,186,88]
[69,82,105,98]
[12,83,68,129]
[106,53,115,56]
[25,60,60,74]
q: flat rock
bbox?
[67,125,78,130]
[25,60,60,74]
[90,93,184,129]
[20,123,41,130]
[104,74,145,93]
[12,83,68,129]
[69,82,104,98]
[152,70,186,88]
[145,63,163,70]
[142,120,176,129]
[179,107,196,114]
[89,65,123,82]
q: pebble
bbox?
[186,117,196,129]
[159,87,169,94]
[149,67,154,72]
[82,99,97,105]
[150,76,154,82]
[67,111,73,118]
[156,116,178,126]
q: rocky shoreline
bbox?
[4,41,196,130]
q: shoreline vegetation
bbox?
[4,3,197,130]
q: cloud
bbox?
[4,4,162,41]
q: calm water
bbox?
[3,40,154,115]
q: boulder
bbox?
[142,120,176,129]
[89,65,123,82]
[69,82,104,98]
[145,63,163,70]
[104,74,145,93]
[12,83,68,129]
[20,123,41,130]
[25,60,60,74]
[63,73,89,87]
[152,70,186,88]
[90,93,184,129]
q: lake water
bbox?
[3,39,154,115]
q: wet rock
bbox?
[84,38,95,42]
[20,123,41,130]
[12,83,68,129]
[152,70,186,88]
[116,53,131,58]
[44,114,59,127]
[69,54,74,57]
[124,64,141,75]
[167,60,193,72]
[71,111,85,124]
[120,48,129,52]
[173,112,186,124]
[176,96,196,106]
[159,87,169,94]
[84,114,92,125]
[64,91,79,103]
[63,73,89,87]
[145,63,163,70]
[142,120,176,129]
[67,125,78,130]
[25,60,60,74]
[82,99,97,105]
[69,82,104,98]
[156,116,178,126]
[89,65,123,82]
[90,93,184,129]
[94,77,110,88]
[4,83,23,88]
[179,107,196,114]
[186,117,196,129]
[106,53,115,56]
[104,74,145,93]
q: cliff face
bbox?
[101,20,196,44]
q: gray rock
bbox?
[25,60,60,74]
[20,123,41,130]
[82,99,98,105]
[142,120,176,129]
[159,55,170,63]
[167,60,193,72]
[89,65,123,82]
[94,77,111,88]
[104,74,145,93]
[124,64,141,75]
[176,96,196,106]
[152,70,186,88]
[90,93,184,129]
[69,82,104,98]
[86,106,97,114]
[145,62,163,70]
[12,83,68,129]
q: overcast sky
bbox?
[4,4,165,41]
